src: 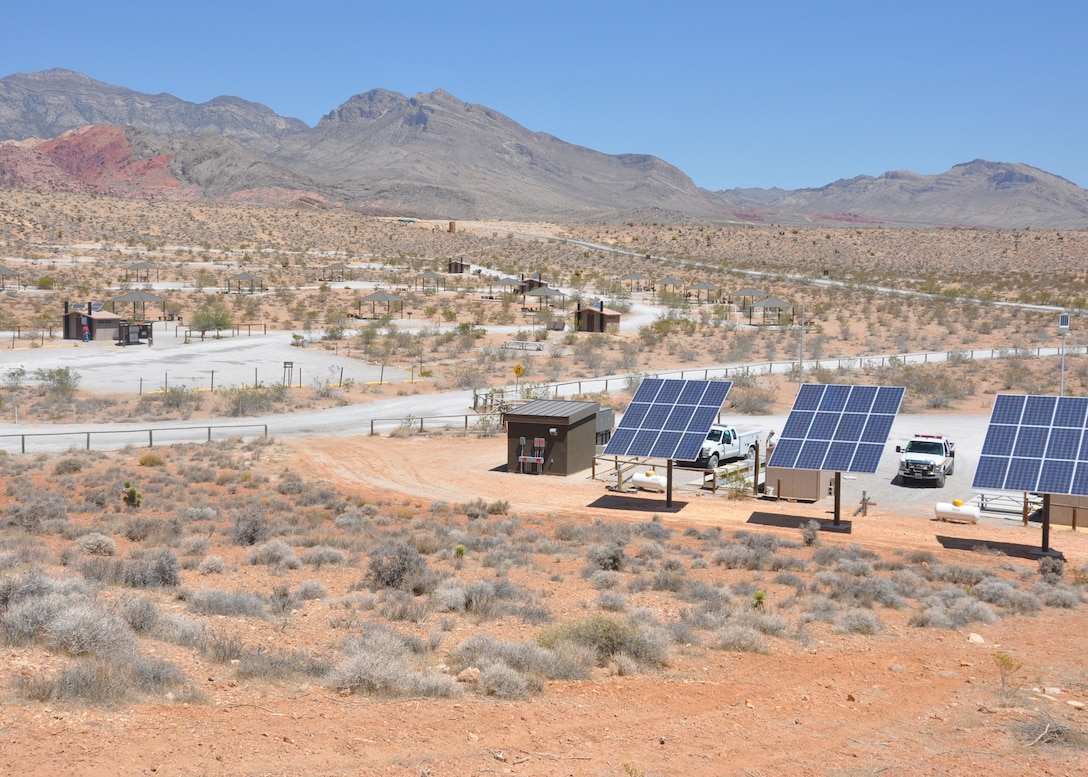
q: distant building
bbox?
[63,302,122,341]
[575,300,621,333]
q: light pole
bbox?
[1059,312,1070,396]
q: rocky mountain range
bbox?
[1,68,1086,229]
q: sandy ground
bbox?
[1,432,1085,776]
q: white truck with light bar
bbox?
[895,434,955,487]
[692,424,762,469]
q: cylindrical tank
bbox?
[935,500,980,524]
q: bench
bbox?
[507,339,548,350]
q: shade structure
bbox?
[748,296,795,325]
[124,261,156,283]
[416,269,446,291]
[0,266,19,290]
[358,289,405,317]
[729,287,768,300]
[617,271,650,291]
[111,289,167,321]
[525,285,566,309]
[688,281,722,303]
[227,272,264,293]
[320,263,351,282]
[485,276,523,297]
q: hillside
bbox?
[0,69,1087,227]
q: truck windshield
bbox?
[906,441,944,455]
[706,430,722,442]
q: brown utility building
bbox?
[505,399,601,476]
[63,303,123,341]
[575,301,621,333]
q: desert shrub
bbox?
[1032,583,1082,609]
[738,610,790,637]
[970,579,1043,615]
[233,647,332,681]
[34,366,80,398]
[230,507,273,546]
[198,555,225,575]
[122,550,180,589]
[714,623,769,654]
[478,662,531,699]
[597,590,628,612]
[910,590,997,629]
[186,588,266,618]
[450,634,592,684]
[431,579,468,613]
[178,536,211,557]
[122,517,157,542]
[367,541,427,592]
[119,595,160,634]
[77,556,125,584]
[246,540,301,569]
[553,523,588,543]
[380,589,431,622]
[5,498,68,533]
[1038,556,1065,585]
[45,604,136,657]
[651,569,686,592]
[77,532,116,557]
[17,655,189,706]
[301,545,347,568]
[636,519,672,541]
[927,563,993,586]
[327,629,459,698]
[800,519,821,547]
[588,570,622,590]
[138,452,165,467]
[538,614,669,668]
[53,457,84,475]
[586,541,626,571]
[833,609,883,635]
[297,580,328,600]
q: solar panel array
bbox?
[768,383,905,473]
[603,378,732,461]
[973,394,1088,496]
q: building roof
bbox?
[505,399,599,425]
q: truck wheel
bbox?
[746,446,757,461]
[936,470,946,488]
[707,454,719,469]
[947,460,955,476]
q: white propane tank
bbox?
[630,470,667,492]
[934,499,979,524]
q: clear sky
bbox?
[4,0,1086,191]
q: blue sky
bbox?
[4,0,1086,190]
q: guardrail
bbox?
[0,423,268,453]
[367,413,499,436]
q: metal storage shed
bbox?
[505,399,601,476]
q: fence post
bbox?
[207,427,212,442]
[370,419,375,436]
[149,430,154,447]
[86,432,91,451]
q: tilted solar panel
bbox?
[973,393,1088,496]
[767,384,905,473]
[602,378,733,461]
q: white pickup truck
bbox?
[692,424,762,469]
[895,434,956,487]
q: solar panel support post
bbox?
[832,471,842,526]
[666,459,674,508]
[1030,494,1064,560]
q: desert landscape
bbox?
[0,192,1086,776]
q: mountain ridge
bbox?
[0,69,1085,228]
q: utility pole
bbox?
[798,295,806,383]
